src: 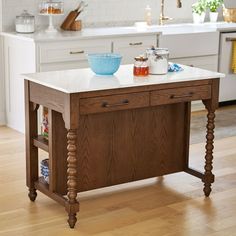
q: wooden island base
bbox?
[24,69,220,228]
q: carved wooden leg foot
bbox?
[68,213,77,229]
[66,129,80,228]
[202,108,216,197]
[204,184,212,197]
[28,188,37,202]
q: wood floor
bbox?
[1,107,236,236]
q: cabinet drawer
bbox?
[39,39,112,64]
[151,85,211,106]
[80,92,149,115]
[113,35,157,64]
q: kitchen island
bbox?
[24,65,223,228]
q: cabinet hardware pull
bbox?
[226,38,236,42]
[70,50,85,54]
[129,42,143,46]
[102,99,129,108]
[170,92,194,99]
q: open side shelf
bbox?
[35,177,67,206]
[33,135,49,152]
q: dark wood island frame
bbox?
[25,77,219,228]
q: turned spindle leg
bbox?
[65,129,80,229]
[202,109,216,197]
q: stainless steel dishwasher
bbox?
[219,32,236,102]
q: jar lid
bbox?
[16,10,35,19]
[147,47,169,55]
[135,56,148,61]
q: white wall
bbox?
[1,0,236,31]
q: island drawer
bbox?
[150,85,211,106]
[80,92,149,114]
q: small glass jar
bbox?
[133,56,149,77]
[146,47,169,75]
[15,10,35,33]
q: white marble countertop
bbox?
[23,64,224,94]
[2,22,236,42]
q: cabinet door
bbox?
[172,55,218,71]
[4,37,36,133]
[159,32,219,59]
[113,35,157,64]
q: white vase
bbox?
[192,12,206,24]
[209,12,218,22]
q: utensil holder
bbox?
[61,10,79,30]
[70,20,82,31]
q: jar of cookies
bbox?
[39,1,64,15]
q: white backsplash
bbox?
[1,0,236,31]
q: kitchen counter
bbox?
[2,21,236,42]
[24,64,224,94]
[24,64,222,228]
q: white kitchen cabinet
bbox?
[113,35,157,64]
[172,55,218,71]
[2,33,158,132]
[159,31,220,71]
[0,37,5,125]
[38,38,112,71]
[3,38,112,132]
[39,40,109,64]
[3,36,36,133]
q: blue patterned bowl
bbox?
[87,53,122,76]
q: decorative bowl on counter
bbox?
[87,53,122,76]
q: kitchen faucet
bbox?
[159,0,182,25]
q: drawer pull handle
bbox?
[70,50,85,54]
[129,42,143,46]
[170,92,194,99]
[102,99,129,108]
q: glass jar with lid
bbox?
[15,10,35,33]
[39,1,64,15]
[146,47,169,75]
[133,56,149,77]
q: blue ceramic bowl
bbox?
[87,53,122,76]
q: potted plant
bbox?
[192,0,207,24]
[207,0,224,22]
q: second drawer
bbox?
[151,85,211,106]
[80,92,149,115]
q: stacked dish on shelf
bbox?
[40,159,49,184]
